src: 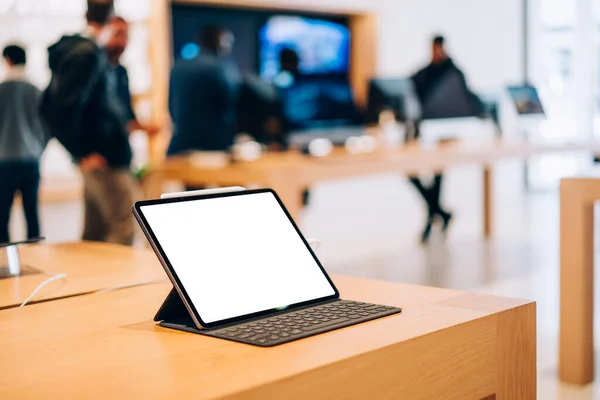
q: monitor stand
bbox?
[0,244,39,279]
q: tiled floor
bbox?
[8,160,599,399]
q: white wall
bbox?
[377,0,524,90]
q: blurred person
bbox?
[40,0,135,246]
[409,35,456,244]
[273,47,300,143]
[276,48,312,206]
[278,47,300,77]
[0,45,49,243]
[167,25,240,156]
[105,16,160,137]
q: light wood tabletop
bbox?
[0,242,165,309]
[0,273,536,399]
[144,136,600,237]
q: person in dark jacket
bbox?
[0,45,50,243]
[40,0,135,245]
[409,35,458,244]
[167,25,240,156]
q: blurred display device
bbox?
[366,78,421,123]
[259,15,350,80]
[507,85,545,116]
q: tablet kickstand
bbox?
[154,287,203,333]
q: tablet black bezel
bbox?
[133,188,340,329]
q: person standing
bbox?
[0,45,49,243]
[105,16,160,137]
[40,0,135,245]
[167,25,240,156]
[410,36,457,243]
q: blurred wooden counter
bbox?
[144,137,600,237]
[559,173,600,384]
[0,242,164,309]
[0,271,536,399]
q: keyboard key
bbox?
[291,329,302,334]
[249,333,270,341]
[280,333,290,338]
[268,335,280,341]
[238,333,253,339]
[363,305,381,310]
[301,318,348,332]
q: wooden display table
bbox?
[0,272,535,399]
[559,173,600,384]
[144,137,600,238]
[0,242,164,309]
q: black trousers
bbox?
[0,161,41,244]
[409,174,444,217]
[408,121,446,218]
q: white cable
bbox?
[95,279,169,294]
[19,273,68,308]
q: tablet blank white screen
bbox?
[140,192,336,324]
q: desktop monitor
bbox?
[275,74,363,133]
[366,78,421,123]
[259,15,351,81]
[507,85,545,116]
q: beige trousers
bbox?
[82,168,135,246]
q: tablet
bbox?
[133,189,339,329]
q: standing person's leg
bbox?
[409,177,434,211]
[82,171,107,242]
[408,176,435,243]
[18,161,41,239]
[427,174,443,215]
[407,121,444,243]
[93,169,135,246]
[429,173,453,232]
[0,163,18,243]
